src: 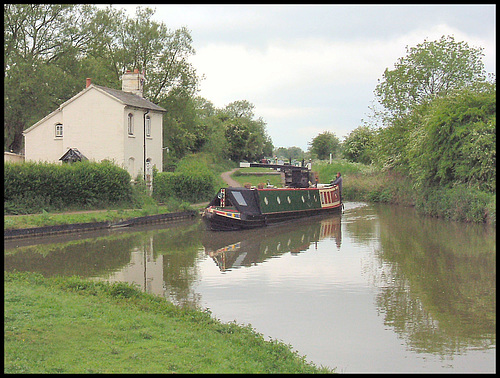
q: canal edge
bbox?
[4,210,198,240]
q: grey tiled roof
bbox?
[94,85,166,112]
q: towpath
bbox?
[220,168,241,187]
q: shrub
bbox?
[415,185,494,223]
[153,171,215,203]
[4,161,133,214]
[153,154,217,203]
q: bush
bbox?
[409,84,496,193]
[153,154,217,203]
[415,185,494,223]
[153,171,215,203]
[4,161,133,214]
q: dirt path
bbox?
[220,168,241,187]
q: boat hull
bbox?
[202,205,342,231]
[202,186,342,231]
[202,208,266,231]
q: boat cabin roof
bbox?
[208,187,262,216]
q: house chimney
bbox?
[121,69,145,97]
[86,78,91,88]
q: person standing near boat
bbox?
[331,172,342,202]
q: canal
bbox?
[4,202,496,373]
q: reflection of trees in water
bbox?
[371,204,496,355]
[4,220,207,309]
[152,222,205,308]
[4,233,141,277]
[342,204,379,247]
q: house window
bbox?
[145,115,151,137]
[128,157,135,178]
[55,123,63,138]
[127,113,134,135]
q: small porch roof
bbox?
[59,148,88,163]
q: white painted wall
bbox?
[63,88,124,165]
[24,110,65,163]
[123,108,163,179]
[4,152,25,163]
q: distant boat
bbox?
[202,162,342,231]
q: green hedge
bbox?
[153,154,217,203]
[4,161,133,214]
[153,171,215,203]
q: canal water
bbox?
[4,202,496,373]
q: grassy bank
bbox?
[5,272,333,374]
[232,167,284,187]
[3,200,203,231]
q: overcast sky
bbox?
[111,4,496,151]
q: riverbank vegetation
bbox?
[5,271,332,374]
[314,159,495,224]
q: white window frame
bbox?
[145,115,151,138]
[127,113,134,135]
[55,123,63,138]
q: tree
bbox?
[308,131,340,160]
[369,35,489,172]
[374,35,486,118]
[162,91,199,159]
[274,146,306,161]
[4,5,201,156]
[342,125,375,164]
[213,101,273,162]
[3,5,275,167]
[224,100,255,119]
[4,4,93,152]
[407,82,496,193]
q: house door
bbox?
[145,158,153,192]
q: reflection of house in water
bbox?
[103,236,165,296]
[203,213,342,272]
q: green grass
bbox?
[3,201,203,231]
[4,272,334,374]
[232,167,284,187]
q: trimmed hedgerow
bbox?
[4,161,133,214]
[153,154,217,203]
[153,171,215,203]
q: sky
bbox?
[110,4,496,151]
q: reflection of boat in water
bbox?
[202,212,342,272]
[202,163,342,231]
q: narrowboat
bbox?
[202,163,342,231]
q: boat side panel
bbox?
[258,188,322,214]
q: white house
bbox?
[23,70,166,181]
